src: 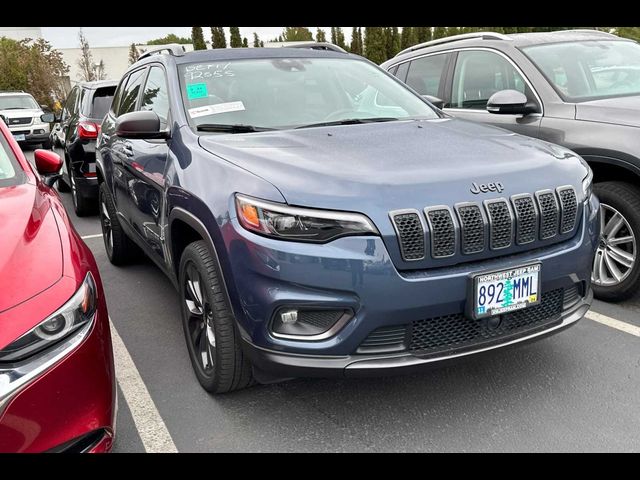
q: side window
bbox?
[118,68,147,116]
[451,50,528,110]
[63,87,78,119]
[140,66,170,128]
[395,62,410,82]
[405,54,449,97]
[388,65,399,76]
[111,76,128,116]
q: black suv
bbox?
[381,29,640,301]
[57,80,117,215]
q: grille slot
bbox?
[409,288,564,356]
[486,199,513,249]
[426,208,456,258]
[512,195,537,245]
[456,204,485,254]
[391,211,425,261]
[8,117,32,126]
[298,310,344,330]
[558,187,578,234]
[536,191,560,240]
[358,325,408,353]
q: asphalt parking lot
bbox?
[25,146,640,452]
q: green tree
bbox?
[260,41,265,48]
[128,43,140,65]
[147,33,192,45]
[242,37,248,48]
[614,27,640,41]
[282,27,314,41]
[334,27,346,49]
[210,27,227,49]
[316,28,327,43]
[385,27,400,58]
[330,27,336,44]
[432,27,447,39]
[191,27,207,50]
[229,27,243,47]
[445,27,461,37]
[349,26,363,55]
[400,27,417,49]
[77,29,97,81]
[415,27,432,44]
[364,27,387,64]
[253,32,260,47]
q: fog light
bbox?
[280,309,298,324]
[34,129,44,134]
[271,308,353,340]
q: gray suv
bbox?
[381,29,640,301]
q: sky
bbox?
[41,27,353,48]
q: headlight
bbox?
[235,194,379,243]
[0,273,97,362]
[579,157,593,199]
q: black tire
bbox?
[592,181,640,302]
[70,171,95,216]
[99,182,138,265]
[179,240,255,393]
[41,139,52,150]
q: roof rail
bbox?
[395,31,511,57]
[569,29,618,37]
[284,42,348,53]
[138,44,186,61]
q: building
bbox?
[0,27,42,41]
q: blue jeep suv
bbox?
[97,44,600,393]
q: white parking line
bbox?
[81,233,103,240]
[586,311,640,338]
[109,318,178,453]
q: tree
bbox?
[0,37,69,108]
[242,37,249,48]
[229,27,243,47]
[77,28,96,81]
[415,27,432,44]
[330,27,337,44]
[400,27,417,49]
[432,27,447,39]
[191,27,207,50]
[282,27,314,41]
[210,27,227,49]
[350,26,363,55]
[253,32,261,48]
[316,28,327,43]
[146,33,191,45]
[385,27,400,58]
[445,27,461,37]
[128,43,140,65]
[364,27,387,64]
[334,27,346,49]
[615,27,640,41]
[260,41,265,48]
[95,60,106,81]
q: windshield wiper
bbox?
[295,117,399,129]
[197,123,275,133]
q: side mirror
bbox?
[486,90,538,115]
[34,149,63,187]
[0,114,7,125]
[422,95,445,110]
[54,112,62,122]
[40,112,55,123]
[115,111,169,139]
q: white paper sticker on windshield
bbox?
[188,101,245,118]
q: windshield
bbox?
[87,86,116,120]
[523,40,640,102]
[178,57,438,130]
[0,95,39,110]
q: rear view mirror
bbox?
[422,95,445,110]
[486,90,538,115]
[40,113,55,123]
[115,111,169,139]
[34,149,63,187]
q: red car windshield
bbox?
[0,132,25,187]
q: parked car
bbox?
[381,29,640,301]
[0,117,115,452]
[56,80,118,216]
[97,44,599,393]
[0,91,52,149]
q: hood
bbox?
[0,183,63,313]
[575,95,640,128]
[199,118,587,215]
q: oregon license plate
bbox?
[472,263,541,319]
[13,133,25,142]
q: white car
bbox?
[0,91,52,148]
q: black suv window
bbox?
[117,68,147,116]
[451,50,528,109]
[63,87,79,119]
[140,66,170,128]
[85,86,116,120]
[406,53,450,97]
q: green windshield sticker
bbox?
[186,83,208,100]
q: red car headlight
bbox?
[0,272,97,362]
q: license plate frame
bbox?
[468,262,542,320]
[13,133,26,142]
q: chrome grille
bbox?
[8,117,32,126]
[486,199,513,249]
[426,208,455,258]
[391,211,425,261]
[558,187,577,234]
[456,204,485,254]
[536,191,560,240]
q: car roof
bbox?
[0,91,33,96]
[166,47,356,65]
[508,30,633,47]
[77,80,119,89]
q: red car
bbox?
[0,116,115,452]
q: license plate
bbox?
[13,134,25,142]
[472,263,541,319]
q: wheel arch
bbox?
[576,151,640,185]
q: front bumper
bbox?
[9,125,50,143]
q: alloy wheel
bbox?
[592,203,637,287]
[184,262,216,374]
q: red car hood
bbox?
[0,183,63,313]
